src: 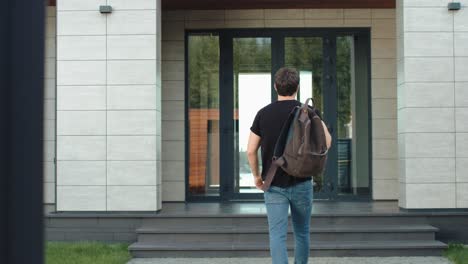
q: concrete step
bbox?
[129,240,448,258]
[140,215,430,227]
[136,225,437,243]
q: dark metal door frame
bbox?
[186,28,371,202]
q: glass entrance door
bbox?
[187,29,371,201]
[233,38,272,195]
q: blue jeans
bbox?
[264,180,313,264]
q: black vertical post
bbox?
[271,36,284,102]
[323,35,338,199]
[219,32,234,200]
[0,0,45,263]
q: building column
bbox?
[397,0,468,209]
[56,0,162,211]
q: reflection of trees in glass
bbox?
[285,38,323,111]
[189,34,352,137]
[188,35,220,109]
[336,37,352,139]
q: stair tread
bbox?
[137,224,439,234]
[129,240,448,251]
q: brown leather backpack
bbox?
[261,98,329,192]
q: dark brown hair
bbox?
[274,67,300,96]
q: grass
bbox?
[444,244,468,264]
[46,242,131,264]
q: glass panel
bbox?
[284,37,324,193]
[188,34,220,196]
[233,38,272,194]
[336,36,369,196]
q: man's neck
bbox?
[277,95,296,101]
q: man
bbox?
[246,67,332,264]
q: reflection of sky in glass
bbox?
[238,73,271,152]
[238,71,314,152]
[237,71,313,191]
[299,71,313,103]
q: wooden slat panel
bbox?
[162,0,395,10]
[48,0,56,6]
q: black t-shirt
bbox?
[250,100,322,188]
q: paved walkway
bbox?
[128,257,452,264]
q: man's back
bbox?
[250,99,312,188]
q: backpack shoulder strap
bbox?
[260,157,285,192]
[261,106,299,192]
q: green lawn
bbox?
[444,244,468,264]
[46,242,131,264]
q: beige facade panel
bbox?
[107,186,157,211]
[403,133,455,158]
[107,10,157,35]
[162,181,185,201]
[44,78,56,99]
[264,9,305,20]
[44,182,56,204]
[372,139,398,159]
[399,108,454,133]
[455,82,468,107]
[107,111,157,135]
[108,0,157,10]
[57,136,107,160]
[455,57,468,82]
[162,121,184,141]
[57,186,106,211]
[404,32,453,57]
[107,35,157,60]
[305,9,344,19]
[457,183,468,208]
[372,98,397,119]
[57,86,106,110]
[43,119,56,141]
[403,82,454,108]
[57,0,106,11]
[372,159,398,180]
[456,109,468,132]
[371,19,395,39]
[457,133,468,157]
[226,9,265,20]
[162,81,185,101]
[57,36,106,60]
[57,161,107,185]
[404,57,454,82]
[107,85,157,110]
[43,162,55,183]
[371,78,397,99]
[57,61,106,85]
[107,136,157,160]
[372,119,397,139]
[162,161,185,182]
[43,140,55,162]
[405,183,456,208]
[402,158,456,183]
[57,111,106,135]
[57,11,106,35]
[107,60,157,85]
[457,158,468,182]
[107,161,158,185]
[403,7,453,32]
[373,179,398,200]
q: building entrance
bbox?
[186,28,371,201]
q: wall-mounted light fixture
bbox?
[448,2,461,11]
[99,5,112,14]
